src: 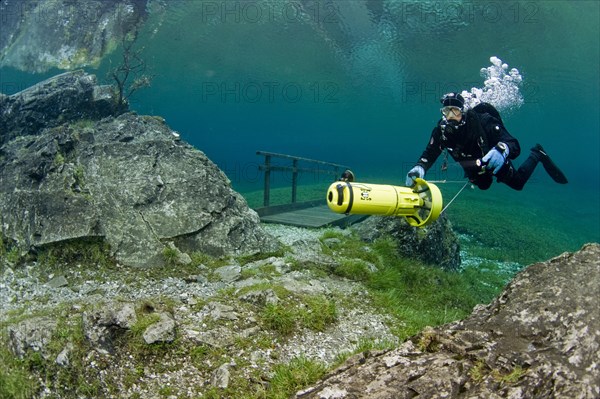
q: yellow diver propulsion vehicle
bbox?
[326,178,443,227]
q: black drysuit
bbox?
[415,109,539,190]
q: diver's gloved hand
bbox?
[339,169,355,182]
[405,165,425,186]
[482,143,509,174]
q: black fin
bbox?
[533,144,568,184]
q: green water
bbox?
[1,0,598,263]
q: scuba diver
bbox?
[405,93,568,190]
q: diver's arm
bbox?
[500,129,520,160]
[484,117,520,159]
[416,127,443,171]
[405,127,443,186]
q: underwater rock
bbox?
[0,70,119,145]
[0,0,149,72]
[7,317,58,359]
[296,243,600,399]
[142,313,176,344]
[82,302,137,353]
[0,71,279,266]
[352,214,461,270]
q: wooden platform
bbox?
[254,200,367,228]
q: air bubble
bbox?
[461,56,524,114]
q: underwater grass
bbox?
[0,344,37,399]
[267,357,327,399]
[318,232,509,341]
[314,230,510,340]
[367,252,508,340]
[0,307,95,399]
[260,293,337,336]
[443,184,597,265]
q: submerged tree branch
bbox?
[110,30,154,113]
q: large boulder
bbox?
[352,214,461,270]
[0,72,279,266]
[297,243,600,399]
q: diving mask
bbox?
[441,106,462,118]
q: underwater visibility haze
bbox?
[1,0,598,263]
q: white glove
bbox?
[405,165,425,186]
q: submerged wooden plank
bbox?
[259,205,367,228]
[260,212,343,227]
[254,200,323,217]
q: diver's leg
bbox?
[496,156,538,191]
[499,145,568,190]
[470,173,493,190]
